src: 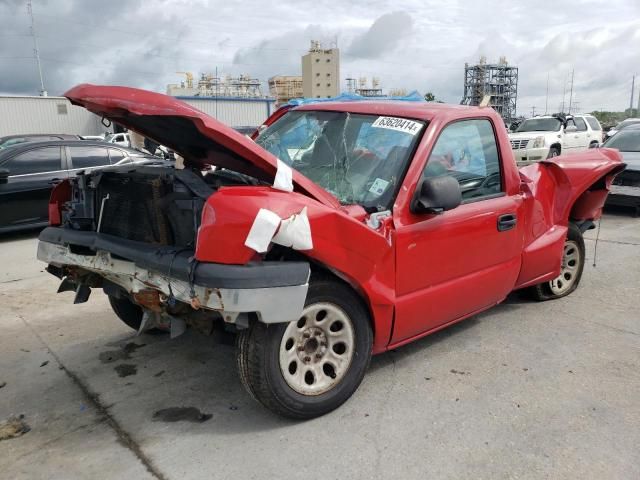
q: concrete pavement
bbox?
[1,211,639,479]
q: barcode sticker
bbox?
[371,116,422,135]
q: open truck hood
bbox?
[64,84,339,208]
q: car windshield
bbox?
[256,110,425,209]
[515,118,562,132]
[614,119,640,130]
[603,130,640,152]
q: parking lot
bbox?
[0,210,638,479]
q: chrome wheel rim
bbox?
[549,240,581,295]
[279,302,355,396]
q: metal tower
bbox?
[461,56,518,122]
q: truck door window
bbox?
[423,119,502,201]
[574,117,587,132]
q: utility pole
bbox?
[531,106,536,117]
[27,0,46,96]
[631,74,637,117]
[545,72,549,114]
[561,73,567,114]
[568,69,575,115]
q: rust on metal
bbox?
[133,289,162,312]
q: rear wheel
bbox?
[236,278,372,419]
[108,295,143,331]
[530,223,585,301]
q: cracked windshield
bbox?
[256,111,425,209]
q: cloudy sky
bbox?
[1,0,639,116]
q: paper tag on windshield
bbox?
[369,178,390,195]
[371,116,422,135]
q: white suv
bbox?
[509,114,602,165]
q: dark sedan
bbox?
[604,125,640,216]
[0,140,157,233]
[0,133,81,150]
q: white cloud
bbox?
[0,0,638,114]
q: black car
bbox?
[0,133,81,150]
[0,140,157,233]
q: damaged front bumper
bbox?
[37,227,310,326]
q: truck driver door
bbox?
[392,118,524,344]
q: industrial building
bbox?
[461,56,518,122]
[302,41,340,99]
[268,75,304,106]
[346,77,384,97]
[167,73,265,98]
[0,95,276,137]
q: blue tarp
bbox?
[286,90,425,106]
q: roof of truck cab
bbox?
[292,101,492,122]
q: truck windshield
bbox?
[256,110,425,210]
[516,118,562,132]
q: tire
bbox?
[108,294,144,331]
[236,278,373,419]
[548,147,560,158]
[530,223,585,301]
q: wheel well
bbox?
[308,263,376,336]
[550,143,561,153]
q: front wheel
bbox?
[108,294,143,331]
[547,147,560,158]
[530,223,585,301]
[236,278,373,419]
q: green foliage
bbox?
[591,108,639,128]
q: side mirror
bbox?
[0,168,9,184]
[589,142,600,149]
[565,125,578,133]
[410,175,462,214]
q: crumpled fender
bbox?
[515,148,625,288]
[196,186,395,353]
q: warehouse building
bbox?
[174,96,275,129]
[0,94,276,137]
[0,95,110,137]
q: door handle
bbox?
[497,213,517,232]
[48,178,62,185]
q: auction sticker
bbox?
[371,116,422,135]
[369,178,390,195]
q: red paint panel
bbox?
[48,179,71,226]
[195,186,396,353]
[393,195,524,343]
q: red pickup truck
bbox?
[39,85,624,419]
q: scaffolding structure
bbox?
[461,56,518,122]
[167,73,264,98]
[354,77,384,97]
[268,75,303,105]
